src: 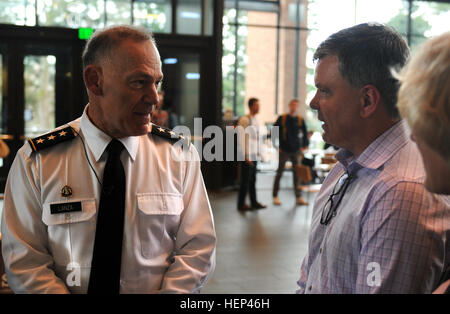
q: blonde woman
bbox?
[397,31,450,293]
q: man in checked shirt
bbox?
[297,23,450,293]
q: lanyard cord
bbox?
[69,126,102,187]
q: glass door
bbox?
[0,40,80,192]
[159,49,201,132]
[24,54,57,138]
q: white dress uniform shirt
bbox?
[1,106,216,294]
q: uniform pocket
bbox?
[136,193,184,259]
[41,199,97,276]
[137,193,184,215]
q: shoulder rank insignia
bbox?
[28,126,76,152]
[150,123,190,147]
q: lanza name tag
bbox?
[50,201,82,215]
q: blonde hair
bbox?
[397,32,450,167]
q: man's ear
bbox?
[84,65,103,96]
[359,84,380,118]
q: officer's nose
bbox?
[143,84,159,107]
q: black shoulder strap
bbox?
[150,124,190,146]
[28,126,76,153]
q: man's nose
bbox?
[144,84,159,105]
[310,92,319,110]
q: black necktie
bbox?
[88,139,126,294]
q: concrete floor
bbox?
[202,170,319,294]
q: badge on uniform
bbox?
[150,123,191,147]
[50,201,82,215]
[61,185,73,197]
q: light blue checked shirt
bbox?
[297,120,450,293]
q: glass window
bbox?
[308,0,356,42]
[222,23,248,117]
[223,4,237,25]
[0,0,35,26]
[244,25,277,122]
[203,0,214,35]
[161,52,200,131]
[277,28,308,117]
[105,0,132,26]
[37,0,104,28]
[305,28,322,133]
[133,0,172,33]
[410,35,428,50]
[235,24,248,117]
[24,55,56,138]
[279,0,307,28]
[411,1,450,45]
[355,0,407,34]
[176,0,202,35]
[226,0,279,27]
[222,22,238,115]
[222,23,249,117]
[177,54,200,131]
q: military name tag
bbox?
[50,201,82,215]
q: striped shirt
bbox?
[297,120,450,293]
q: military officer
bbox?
[1,25,216,294]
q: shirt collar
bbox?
[80,105,139,162]
[336,119,410,173]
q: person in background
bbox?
[396,31,450,294]
[272,99,309,206]
[1,25,216,294]
[297,23,449,293]
[151,90,169,128]
[236,97,267,211]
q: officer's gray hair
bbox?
[82,25,155,69]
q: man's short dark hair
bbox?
[313,23,410,118]
[82,25,155,69]
[248,97,259,108]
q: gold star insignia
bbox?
[169,131,176,136]
[48,135,56,140]
[158,127,165,133]
[36,138,44,144]
[59,130,67,137]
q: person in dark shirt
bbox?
[272,99,309,206]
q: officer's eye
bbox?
[131,80,146,89]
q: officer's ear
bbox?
[84,65,103,96]
[359,84,380,119]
